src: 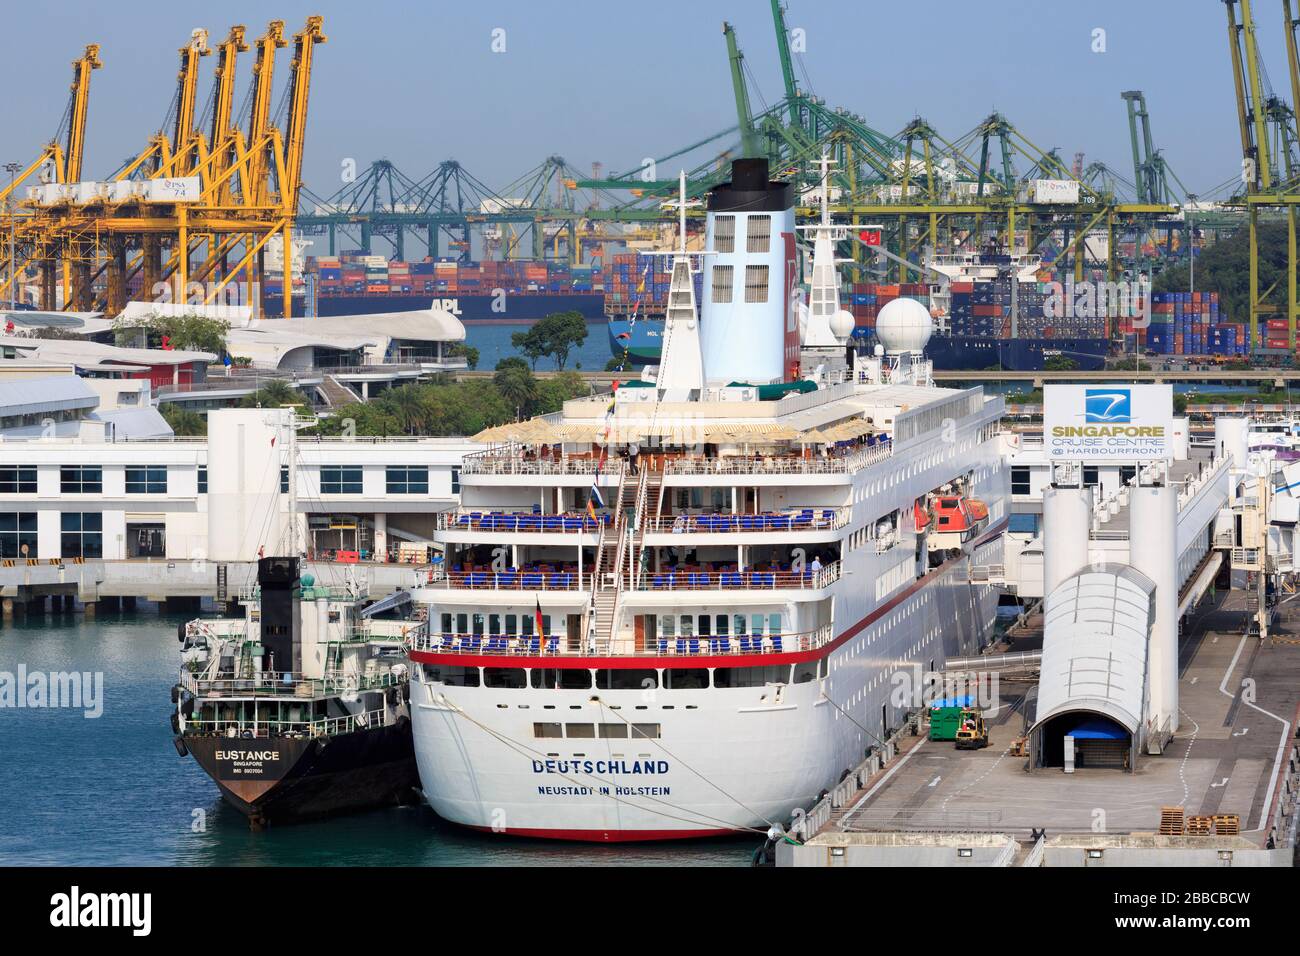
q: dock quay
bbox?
[779,590,1300,867]
[0,557,432,620]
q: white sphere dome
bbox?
[875,297,933,353]
[829,308,855,341]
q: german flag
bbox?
[534,597,545,640]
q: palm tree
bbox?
[493,365,539,419]
[241,379,301,409]
[381,384,432,435]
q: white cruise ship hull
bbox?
[410,542,1001,841]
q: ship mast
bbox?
[651,171,707,399]
[799,149,851,348]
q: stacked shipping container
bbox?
[1144,291,1246,357]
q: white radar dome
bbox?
[874,297,933,353]
[829,308,856,341]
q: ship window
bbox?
[713,665,790,688]
[320,465,362,495]
[599,723,628,738]
[715,614,728,636]
[793,662,818,684]
[1008,514,1038,535]
[451,466,460,494]
[595,669,658,690]
[658,615,675,639]
[0,465,36,494]
[531,669,593,690]
[484,668,527,689]
[632,723,661,739]
[750,614,765,636]
[712,264,734,303]
[488,613,501,635]
[439,666,481,687]
[679,617,694,638]
[1011,467,1030,496]
[663,668,708,689]
[565,723,595,738]
[732,614,747,636]
[456,613,468,633]
[472,613,485,635]
[769,613,781,635]
[505,614,518,636]
[714,215,736,253]
[533,722,562,738]
[696,616,711,637]
[746,214,771,253]
[744,264,769,303]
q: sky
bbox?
[0,1,1283,203]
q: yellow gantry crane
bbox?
[1,17,325,318]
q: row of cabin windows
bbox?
[441,612,552,636]
[198,464,446,496]
[423,663,816,690]
[711,214,772,254]
[657,613,782,638]
[534,722,660,739]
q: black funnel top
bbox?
[708,157,793,214]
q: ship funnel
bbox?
[700,158,797,385]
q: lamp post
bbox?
[3,162,20,311]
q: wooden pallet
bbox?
[1186,815,1213,836]
[1158,805,1185,836]
[1213,814,1240,836]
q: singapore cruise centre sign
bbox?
[1043,384,1173,461]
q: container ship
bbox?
[264,254,609,323]
[404,157,1007,841]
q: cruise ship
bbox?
[406,158,1009,841]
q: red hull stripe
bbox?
[409,518,1008,671]
[464,824,737,843]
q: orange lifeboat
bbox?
[928,495,990,551]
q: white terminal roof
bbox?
[227,309,465,369]
[0,335,214,368]
[1032,565,1155,737]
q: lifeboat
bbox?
[928,495,990,551]
[913,498,931,531]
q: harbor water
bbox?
[0,608,753,866]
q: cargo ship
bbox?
[173,556,425,827]
[404,158,1006,842]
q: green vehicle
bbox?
[928,696,976,741]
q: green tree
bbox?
[160,403,206,436]
[1152,221,1288,325]
[533,310,588,370]
[112,312,231,355]
[240,379,303,408]
[447,342,479,369]
[535,370,589,414]
[378,384,433,435]
[511,324,549,370]
[494,364,539,417]
[1044,355,1079,371]
[495,356,529,373]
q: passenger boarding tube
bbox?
[1042,485,1093,597]
[1127,484,1179,734]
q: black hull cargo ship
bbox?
[173,557,424,827]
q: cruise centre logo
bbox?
[1084,389,1131,424]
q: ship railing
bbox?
[182,669,401,698]
[407,624,835,658]
[184,618,246,643]
[183,706,390,739]
[662,442,891,476]
[428,570,591,591]
[641,507,850,534]
[235,582,370,603]
[434,510,612,533]
[461,449,627,477]
[622,562,841,592]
